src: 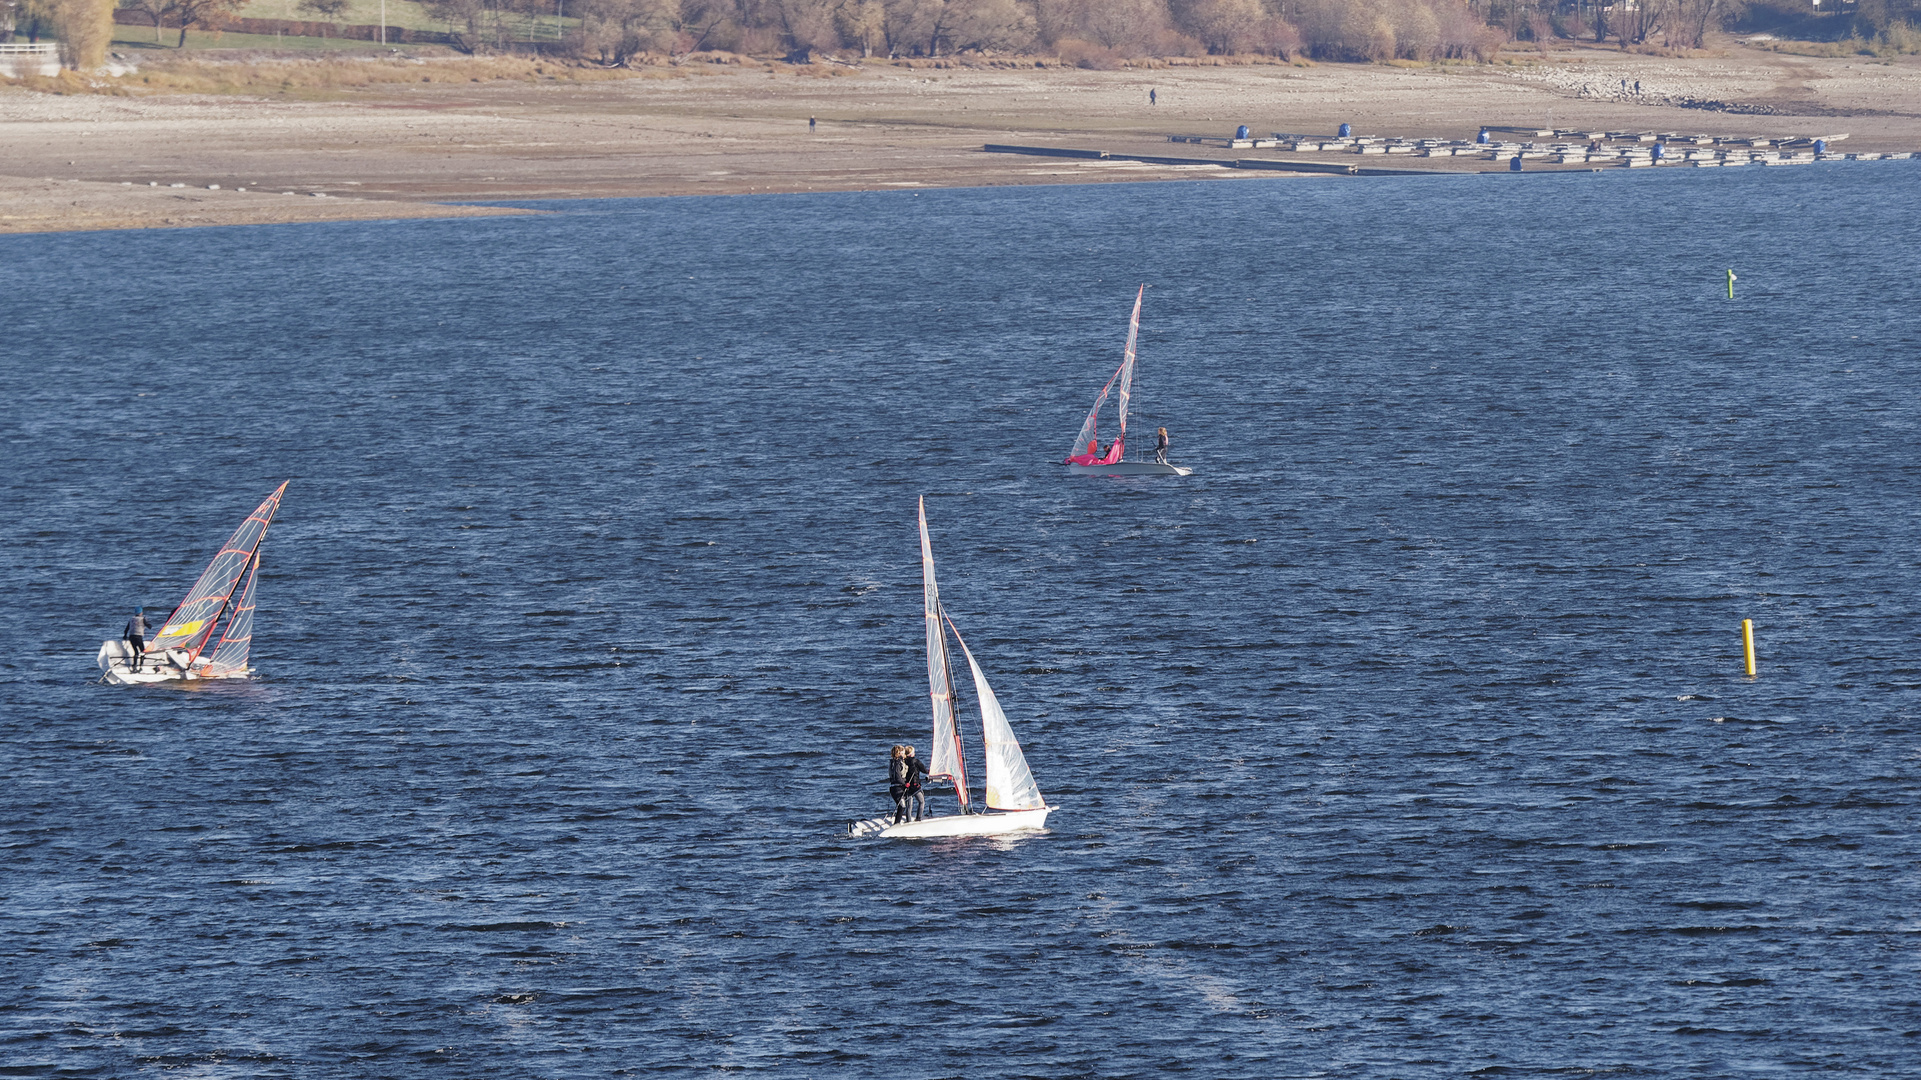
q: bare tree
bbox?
[47,0,113,63]
[879,0,925,54]
[569,0,677,61]
[117,0,168,41]
[1058,0,1170,52]
[764,0,840,55]
[1611,0,1672,44]
[1433,0,1498,57]
[161,0,245,46]
[297,0,350,37]
[677,0,742,54]
[426,0,521,52]
[1664,0,1733,48]
[836,0,884,55]
[1171,0,1262,52]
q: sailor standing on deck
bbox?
[888,745,912,824]
[902,745,930,821]
[124,607,148,671]
[1154,426,1170,465]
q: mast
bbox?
[919,497,970,810]
[1114,284,1142,456]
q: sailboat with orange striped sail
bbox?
[98,482,288,685]
[850,497,1054,839]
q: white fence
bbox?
[0,41,62,77]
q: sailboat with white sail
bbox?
[97,482,288,685]
[1064,285,1193,476]
[850,497,1054,839]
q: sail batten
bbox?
[919,497,969,808]
[947,617,1046,812]
[150,481,288,660]
[201,553,260,677]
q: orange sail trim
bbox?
[150,481,288,662]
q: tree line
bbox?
[554,0,1507,65]
[391,0,1920,64]
[3,0,1915,70]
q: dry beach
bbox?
[2,38,1920,233]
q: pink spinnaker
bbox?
[1065,285,1143,466]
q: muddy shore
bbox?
[3,40,1918,234]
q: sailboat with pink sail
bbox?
[850,497,1054,839]
[97,482,288,685]
[1064,285,1193,477]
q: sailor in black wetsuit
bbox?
[124,607,148,671]
[1154,426,1170,464]
[888,745,911,824]
[902,746,931,821]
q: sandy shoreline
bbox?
[3,41,1918,234]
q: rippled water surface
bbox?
[4,164,1921,1077]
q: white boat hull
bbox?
[1066,461,1192,476]
[96,640,248,686]
[850,806,1052,839]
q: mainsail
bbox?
[1065,285,1144,466]
[948,618,1047,812]
[919,496,969,808]
[201,553,260,677]
[149,481,288,660]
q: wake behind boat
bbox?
[850,497,1055,839]
[98,482,288,685]
[1064,285,1193,477]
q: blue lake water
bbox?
[3,163,1921,1077]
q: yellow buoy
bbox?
[1741,618,1756,676]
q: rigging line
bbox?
[194,568,244,663]
[187,548,254,663]
[207,552,260,664]
[942,611,988,814]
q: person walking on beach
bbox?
[1154,426,1169,465]
[124,607,148,670]
[809,115,816,131]
[1149,88,1157,106]
[888,744,912,824]
[902,745,931,821]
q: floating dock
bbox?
[985,128,1914,178]
[982,144,1447,176]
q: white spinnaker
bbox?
[947,618,1046,812]
[919,497,969,807]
